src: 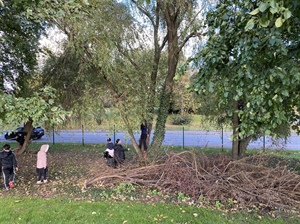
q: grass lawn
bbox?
[0,143,299,223]
[0,197,299,224]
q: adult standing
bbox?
[139,122,149,151]
[114,139,129,167]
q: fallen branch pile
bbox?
[85,151,300,211]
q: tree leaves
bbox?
[0,0,44,93]
[190,0,300,149]
[245,19,255,31]
[0,86,69,131]
[249,8,260,15]
[246,0,294,29]
[259,2,269,12]
[275,17,283,27]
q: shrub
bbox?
[170,114,192,125]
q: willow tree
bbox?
[190,0,300,159]
[41,0,156,158]
[130,0,207,153]
[40,0,207,159]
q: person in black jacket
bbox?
[139,122,149,151]
[114,139,129,167]
[0,144,19,190]
[15,132,26,146]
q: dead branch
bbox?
[85,152,300,212]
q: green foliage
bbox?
[41,0,158,131]
[148,189,163,196]
[0,86,69,131]
[170,114,192,125]
[215,200,223,210]
[177,192,190,202]
[0,0,44,93]
[113,183,136,198]
[247,0,294,29]
[227,198,234,207]
[171,70,200,114]
[40,0,205,156]
[190,0,300,146]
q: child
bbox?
[0,144,18,190]
[36,144,49,184]
[104,138,115,167]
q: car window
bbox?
[17,127,24,132]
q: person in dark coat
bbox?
[139,122,149,151]
[0,144,19,190]
[15,132,26,146]
[114,139,129,167]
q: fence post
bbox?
[114,125,116,143]
[183,126,185,150]
[221,126,224,152]
[82,124,84,146]
[52,125,55,145]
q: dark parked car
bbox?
[4,126,45,140]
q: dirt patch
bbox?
[0,149,106,199]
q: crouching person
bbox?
[36,144,49,184]
[104,148,115,167]
[103,138,115,167]
[0,144,18,190]
[114,139,129,167]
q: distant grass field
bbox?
[54,114,226,132]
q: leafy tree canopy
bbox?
[0,0,44,94]
[0,86,69,131]
[190,0,300,142]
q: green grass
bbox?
[0,197,298,224]
[245,148,300,159]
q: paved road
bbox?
[1,130,299,150]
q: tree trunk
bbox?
[150,1,181,152]
[232,100,252,159]
[151,89,172,151]
[145,4,163,153]
[15,120,33,155]
[232,100,239,159]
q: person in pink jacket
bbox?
[36,144,49,184]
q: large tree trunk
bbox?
[232,100,252,159]
[151,89,173,151]
[15,120,33,155]
[140,2,164,154]
[151,12,180,151]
